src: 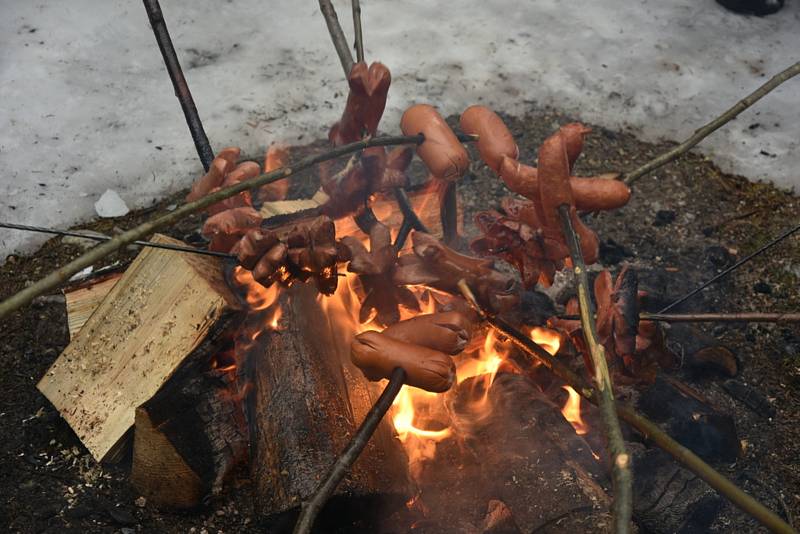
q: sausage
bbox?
[260,144,291,201]
[459,106,518,172]
[186,147,241,202]
[221,161,261,188]
[202,206,262,238]
[351,330,456,392]
[536,132,574,229]
[252,242,288,286]
[400,104,469,181]
[382,312,474,355]
[499,158,629,211]
[231,229,280,270]
[559,123,591,171]
[329,62,392,145]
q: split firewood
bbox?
[351,311,475,392]
[329,61,391,145]
[340,221,419,325]
[393,230,520,314]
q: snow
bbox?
[94,189,129,218]
[1,0,799,260]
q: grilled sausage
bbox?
[382,312,474,355]
[401,104,468,181]
[459,106,518,172]
[351,330,456,392]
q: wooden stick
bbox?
[441,181,459,247]
[143,0,214,171]
[557,205,632,534]
[557,311,800,324]
[0,134,426,321]
[393,188,430,250]
[0,222,236,260]
[456,281,795,534]
[352,0,364,63]
[318,0,355,75]
[644,312,800,323]
[623,61,800,186]
[659,220,800,313]
[293,366,406,534]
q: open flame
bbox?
[561,386,588,435]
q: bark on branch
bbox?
[623,61,800,185]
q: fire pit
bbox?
[2,1,800,534]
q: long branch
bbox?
[557,311,800,324]
[456,281,794,534]
[0,134,428,320]
[623,61,800,186]
[143,0,214,171]
[293,367,406,534]
[318,0,355,75]
[557,205,632,533]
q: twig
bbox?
[0,222,236,260]
[143,0,214,171]
[456,281,795,534]
[643,312,800,323]
[351,0,364,63]
[318,0,355,75]
[293,366,406,534]
[623,61,800,185]
[441,181,459,247]
[659,220,800,313]
[393,188,430,251]
[557,311,800,324]
[0,134,428,320]
[557,205,632,534]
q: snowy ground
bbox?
[1,0,798,260]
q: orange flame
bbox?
[530,326,561,355]
[231,266,280,311]
[561,386,588,435]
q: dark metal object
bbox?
[293,366,406,534]
[0,222,237,260]
[659,221,800,313]
[143,0,215,171]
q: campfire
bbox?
[4,1,799,534]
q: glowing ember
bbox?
[561,386,588,435]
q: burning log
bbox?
[247,283,410,529]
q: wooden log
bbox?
[37,234,239,462]
[131,311,247,508]
[63,272,122,339]
[247,283,411,530]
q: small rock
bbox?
[753,281,772,294]
[107,506,137,526]
[653,210,676,227]
[134,496,147,508]
[94,189,130,218]
[704,245,734,270]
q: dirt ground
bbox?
[1,106,798,533]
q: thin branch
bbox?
[623,61,800,185]
[293,367,406,534]
[143,0,214,171]
[0,134,427,320]
[0,222,236,260]
[557,205,632,534]
[456,281,795,534]
[351,0,364,63]
[440,181,459,247]
[643,312,800,323]
[318,0,355,75]
[659,220,800,313]
[393,188,430,250]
